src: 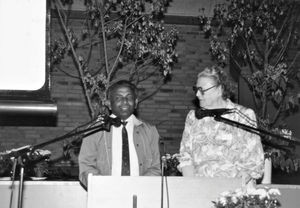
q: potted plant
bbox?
[28,149,51,178]
[213,187,281,208]
[162,153,182,176]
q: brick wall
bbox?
[0,18,214,159]
[1,14,300,161]
[137,24,213,153]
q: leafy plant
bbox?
[50,0,178,119]
[162,153,182,176]
[198,0,299,147]
[213,187,281,208]
[27,149,52,177]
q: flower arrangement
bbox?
[162,153,182,176]
[213,187,281,208]
[28,149,52,177]
[28,149,51,162]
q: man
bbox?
[78,80,161,187]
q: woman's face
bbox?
[195,76,222,108]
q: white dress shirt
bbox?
[111,114,139,176]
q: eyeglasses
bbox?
[192,85,218,95]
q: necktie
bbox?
[121,121,130,175]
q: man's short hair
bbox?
[107,80,138,99]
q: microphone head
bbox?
[195,107,232,119]
[161,156,167,168]
[195,108,208,119]
[102,114,122,127]
[111,117,122,127]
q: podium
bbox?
[87,175,242,208]
[0,180,300,208]
[0,181,87,208]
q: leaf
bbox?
[273,89,283,104]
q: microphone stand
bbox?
[3,119,114,208]
[214,115,300,146]
[17,164,24,208]
[160,156,171,208]
[214,115,300,185]
[161,157,165,208]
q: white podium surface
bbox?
[87,176,242,208]
[0,181,87,208]
[1,179,300,208]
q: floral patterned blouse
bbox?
[178,99,264,180]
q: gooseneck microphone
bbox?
[195,107,233,119]
[103,114,122,127]
[89,114,122,128]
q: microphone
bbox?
[161,156,167,168]
[103,114,122,127]
[89,114,122,128]
[195,107,233,119]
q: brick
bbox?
[0,17,254,158]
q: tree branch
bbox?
[270,89,288,126]
[129,59,156,82]
[96,0,110,77]
[242,36,255,73]
[230,54,259,110]
[138,80,165,104]
[53,65,80,79]
[274,28,292,67]
[287,51,300,77]
[266,7,291,57]
[251,33,264,60]
[54,0,94,118]
[108,17,129,81]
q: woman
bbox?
[178,66,264,185]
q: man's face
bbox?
[109,86,137,120]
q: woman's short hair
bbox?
[107,80,138,99]
[197,66,231,99]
